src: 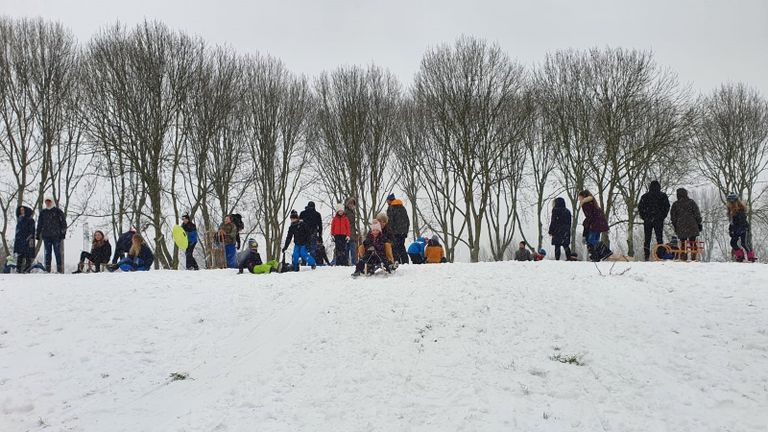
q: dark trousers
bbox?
[730,232,751,252]
[334,235,349,265]
[186,242,199,269]
[553,244,571,261]
[356,252,383,274]
[44,238,63,273]
[643,220,664,260]
[79,251,105,272]
[408,253,424,264]
[393,234,409,264]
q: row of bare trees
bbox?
[2,17,767,267]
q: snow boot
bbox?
[747,250,757,262]
[733,248,745,262]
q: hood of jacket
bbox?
[554,197,566,208]
[16,206,33,218]
[649,180,661,193]
[389,199,404,207]
[676,188,688,200]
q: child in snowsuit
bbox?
[577,190,613,262]
[373,212,396,265]
[352,221,392,276]
[238,239,263,274]
[425,235,446,264]
[407,236,428,264]
[182,214,199,270]
[73,230,112,273]
[14,206,36,273]
[118,234,154,271]
[726,194,756,262]
[548,197,572,261]
[283,210,316,271]
[331,204,351,266]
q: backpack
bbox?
[231,213,244,231]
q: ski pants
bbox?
[553,244,571,261]
[334,235,349,266]
[292,245,316,271]
[393,234,409,264]
[225,244,237,268]
[730,231,752,253]
[185,241,199,270]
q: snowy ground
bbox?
[1,261,767,432]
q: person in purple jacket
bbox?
[577,190,612,262]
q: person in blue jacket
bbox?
[181,214,199,270]
[118,234,154,271]
[407,236,428,264]
[14,206,36,273]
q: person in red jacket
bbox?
[331,203,351,265]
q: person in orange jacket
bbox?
[424,235,446,264]
[331,204,351,265]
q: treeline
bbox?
[1,17,767,267]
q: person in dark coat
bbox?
[670,188,702,261]
[14,206,36,273]
[283,210,316,271]
[181,214,199,270]
[352,220,393,276]
[36,198,67,272]
[299,201,323,257]
[386,193,411,264]
[344,197,359,265]
[726,194,755,262]
[577,190,612,261]
[548,197,572,261]
[112,227,137,265]
[73,230,112,273]
[638,180,671,261]
[117,234,154,271]
[238,239,263,274]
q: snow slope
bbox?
[1,261,767,432]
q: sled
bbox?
[653,240,705,262]
[604,254,634,262]
[172,225,188,250]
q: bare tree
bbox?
[692,83,768,227]
[415,36,529,262]
[244,54,312,261]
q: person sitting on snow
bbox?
[532,248,547,261]
[407,236,428,264]
[73,230,112,273]
[352,221,393,276]
[238,239,263,274]
[514,241,532,261]
[424,235,446,264]
[117,234,154,271]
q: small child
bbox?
[532,248,547,261]
[425,236,446,264]
[352,221,392,276]
[238,239,263,274]
[727,193,756,262]
[407,236,428,264]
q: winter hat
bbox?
[376,212,389,224]
[387,193,396,202]
[649,180,661,192]
[676,188,688,200]
[335,203,344,213]
[726,192,738,202]
[371,220,382,233]
[248,238,258,250]
[307,201,316,209]
[290,210,299,219]
[182,214,190,220]
[538,249,547,256]
[431,235,439,243]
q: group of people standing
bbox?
[12,198,67,273]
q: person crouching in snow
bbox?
[577,190,613,262]
[533,248,547,261]
[238,239,263,274]
[282,210,316,271]
[352,221,392,276]
[514,241,532,261]
[425,235,446,264]
[331,204,351,265]
[726,193,756,262]
[118,234,154,271]
[407,236,428,264]
[73,230,112,273]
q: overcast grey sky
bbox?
[2,0,766,94]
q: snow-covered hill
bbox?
[1,261,767,432]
